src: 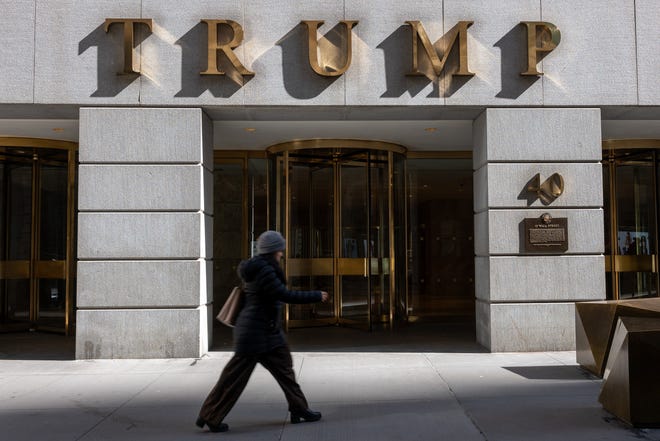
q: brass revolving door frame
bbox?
[267,140,407,330]
[603,139,660,300]
[0,137,78,335]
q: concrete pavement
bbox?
[3,345,660,441]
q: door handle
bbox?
[364,258,367,277]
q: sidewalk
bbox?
[2,347,660,441]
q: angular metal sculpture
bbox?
[575,301,619,376]
[598,316,660,427]
[575,298,660,377]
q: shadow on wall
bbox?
[79,20,520,100]
[518,174,542,206]
[79,23,149,97]
[377,25,434,98]
[495,24,540,99]
[175,22,250,98]
[274,23,341,99]
[378,23,474,99]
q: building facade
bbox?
[0,0,658,358]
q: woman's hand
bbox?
[321,291,330,303]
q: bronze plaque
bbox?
[524,213,568,252]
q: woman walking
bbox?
[196,230,329,433]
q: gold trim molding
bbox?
[406,151,472,159]
[266,139,407,154]
[0,137,78,150]
[603,139,660,150]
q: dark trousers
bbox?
[198,345,309,425]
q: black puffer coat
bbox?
[234,255,322,354]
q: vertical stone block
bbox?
[473,108,605,352]
[77,107,212,359]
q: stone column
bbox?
[76,108,213,359]
[473,108,605,352]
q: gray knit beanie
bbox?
[256,230,286,255]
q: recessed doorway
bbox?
[268,141,407,330]
[212,142,475,341]
[0,139,77,335]
[603,139,660,300]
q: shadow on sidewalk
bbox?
[0,331,75,361]
[0,320,483,361]
[212,320,485,353]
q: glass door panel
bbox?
[406,158,475,320]
[615,160,656,298]
[270,145,406,330]
[213,161,244,320]
[3,280,30,324]
[392,153,408,323]
[368,151,390,325]
[212,154,269,343]
[1,144,76,333]
[287,159,336,325]
[36,163,68,328]
[2,161,33,330]
[7,163,32,261]
[604,147,660,300]
[338,160,371,328]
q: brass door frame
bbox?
[0,138,78,335]
[269,141,407,330]
[604,139,660,300]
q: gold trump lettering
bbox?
[102,18,560,79]
[200,19,254,76]
[520,21,561,76]
[301,20,358,77]
[104,19,153,74]
[406,20,474,77]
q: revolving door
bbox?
[268,141,407,330]
[0,139,77,334]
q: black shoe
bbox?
[196,416,229,432]
[290,409,322,424]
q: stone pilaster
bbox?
[76,108,213,359]
[473,108,605,351]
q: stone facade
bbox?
[0,1,657,357]
[0,0,650,106]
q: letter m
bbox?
[406,21,474,77]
